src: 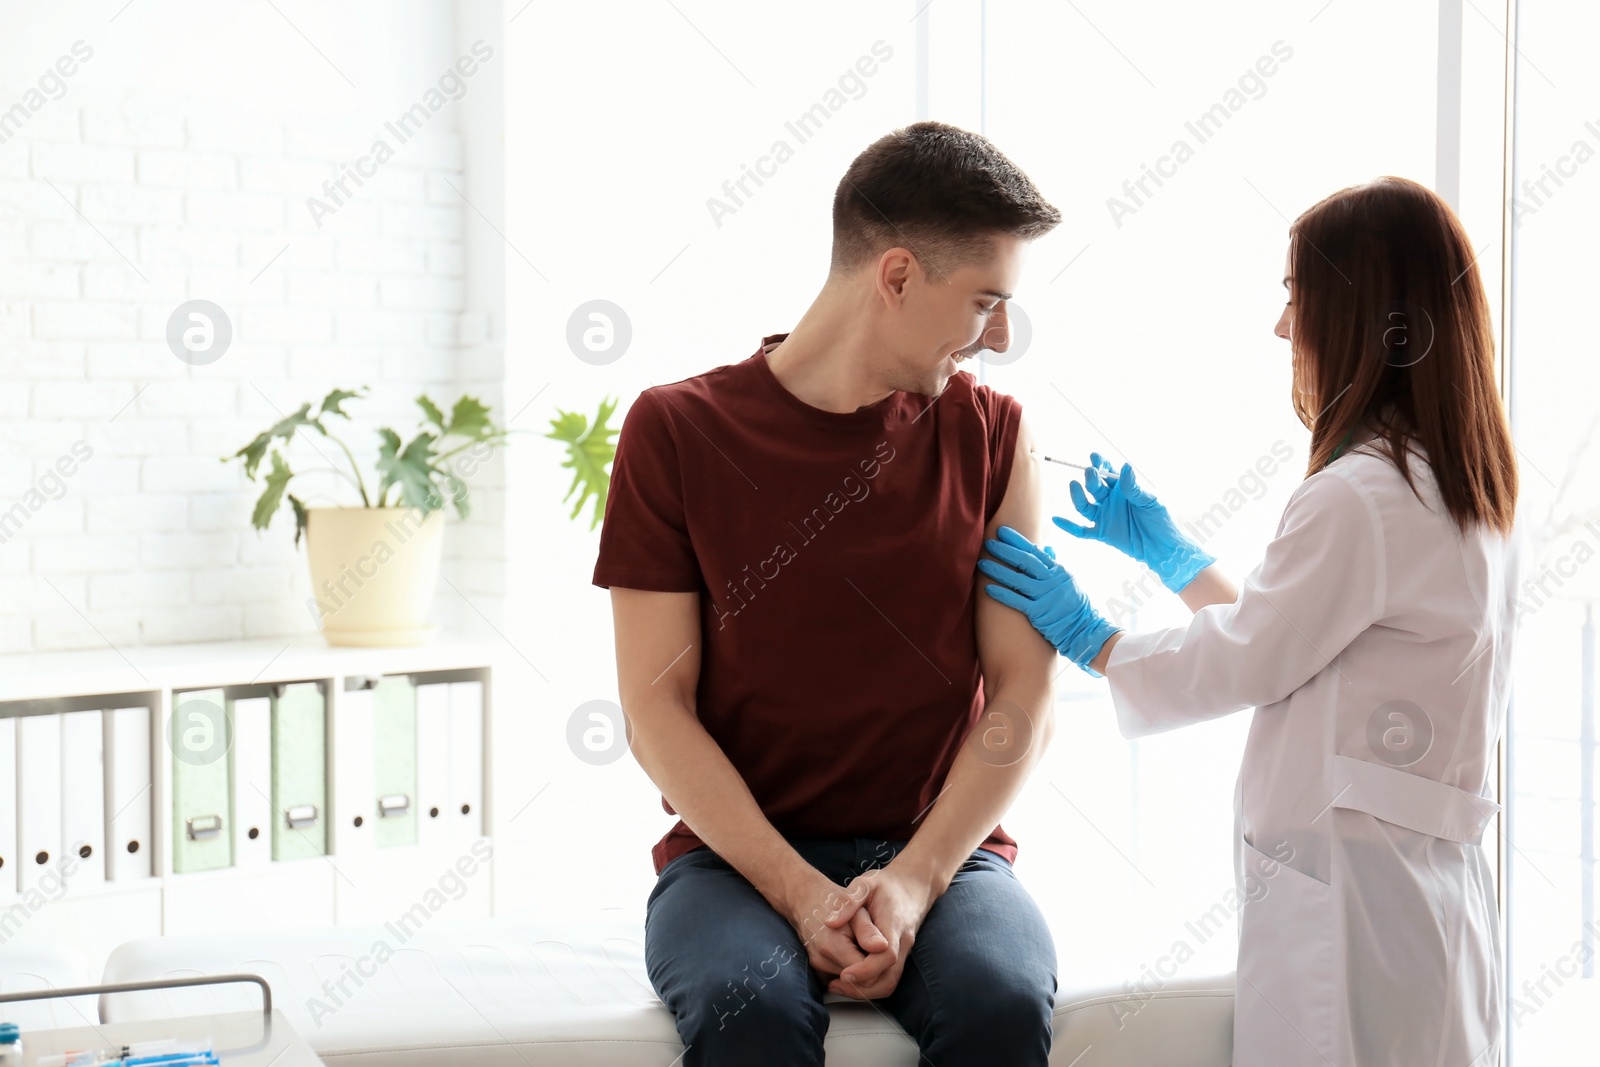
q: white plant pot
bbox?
[304,506,446,647]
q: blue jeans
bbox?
[645,837,1057,1066]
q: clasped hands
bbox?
[780,863,935,1001]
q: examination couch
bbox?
[94,918,1235,1065]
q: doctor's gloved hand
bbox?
[979,526,1121,677]
[1054,452,1215,594]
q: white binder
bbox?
[230,696,273,868]
[415,682,451,850]
[60,709,106,886]
[448,681,484,843]
[17,713,63,893]
[103,705,153,881]
[0,717,16,893]
[331,683,377,857]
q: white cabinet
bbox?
[0,636,499,971]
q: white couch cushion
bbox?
[100,918,1232,1065]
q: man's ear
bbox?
[874,247,918,307]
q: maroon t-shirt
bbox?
[593,334,1023,874]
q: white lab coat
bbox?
[1106,443,1517,1067]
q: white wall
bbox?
[0,0,508,653]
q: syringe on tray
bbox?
[39,1037,219,1066]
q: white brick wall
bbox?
[0,100,506,654]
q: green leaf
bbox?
[438,470,469,519]
[443,395,493,440]
[232,402,316,479]
[416,395,447,433]
[545,411,587,443]
[377,428,442,512]
[374,429,402,504]
[251,450,293,531]
[547,395,619,530]
[288,493,309,548]
[320,387,364,419]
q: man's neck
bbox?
[764,286,897,415]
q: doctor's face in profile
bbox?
[1275,243,1294,343]
[1276,243,1315,421]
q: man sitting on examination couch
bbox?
[593,120,1062,1067]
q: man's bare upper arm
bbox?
[610,588,701,711]
[975,411,1057,698]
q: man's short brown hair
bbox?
[830,120,1060,277]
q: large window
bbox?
[978,0,1451,982]
[1504,1,1600,1060]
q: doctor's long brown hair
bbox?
[1287,176,1518,535]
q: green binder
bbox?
[271,682,328,861]
[170,689,233,873]
[373,675,418,849]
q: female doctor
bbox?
[979,176,1519,1066]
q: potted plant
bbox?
[226,387,509,647]
[227,388,621,646]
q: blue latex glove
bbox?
[1053,452,1215,594]
[979,526,1121,677]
